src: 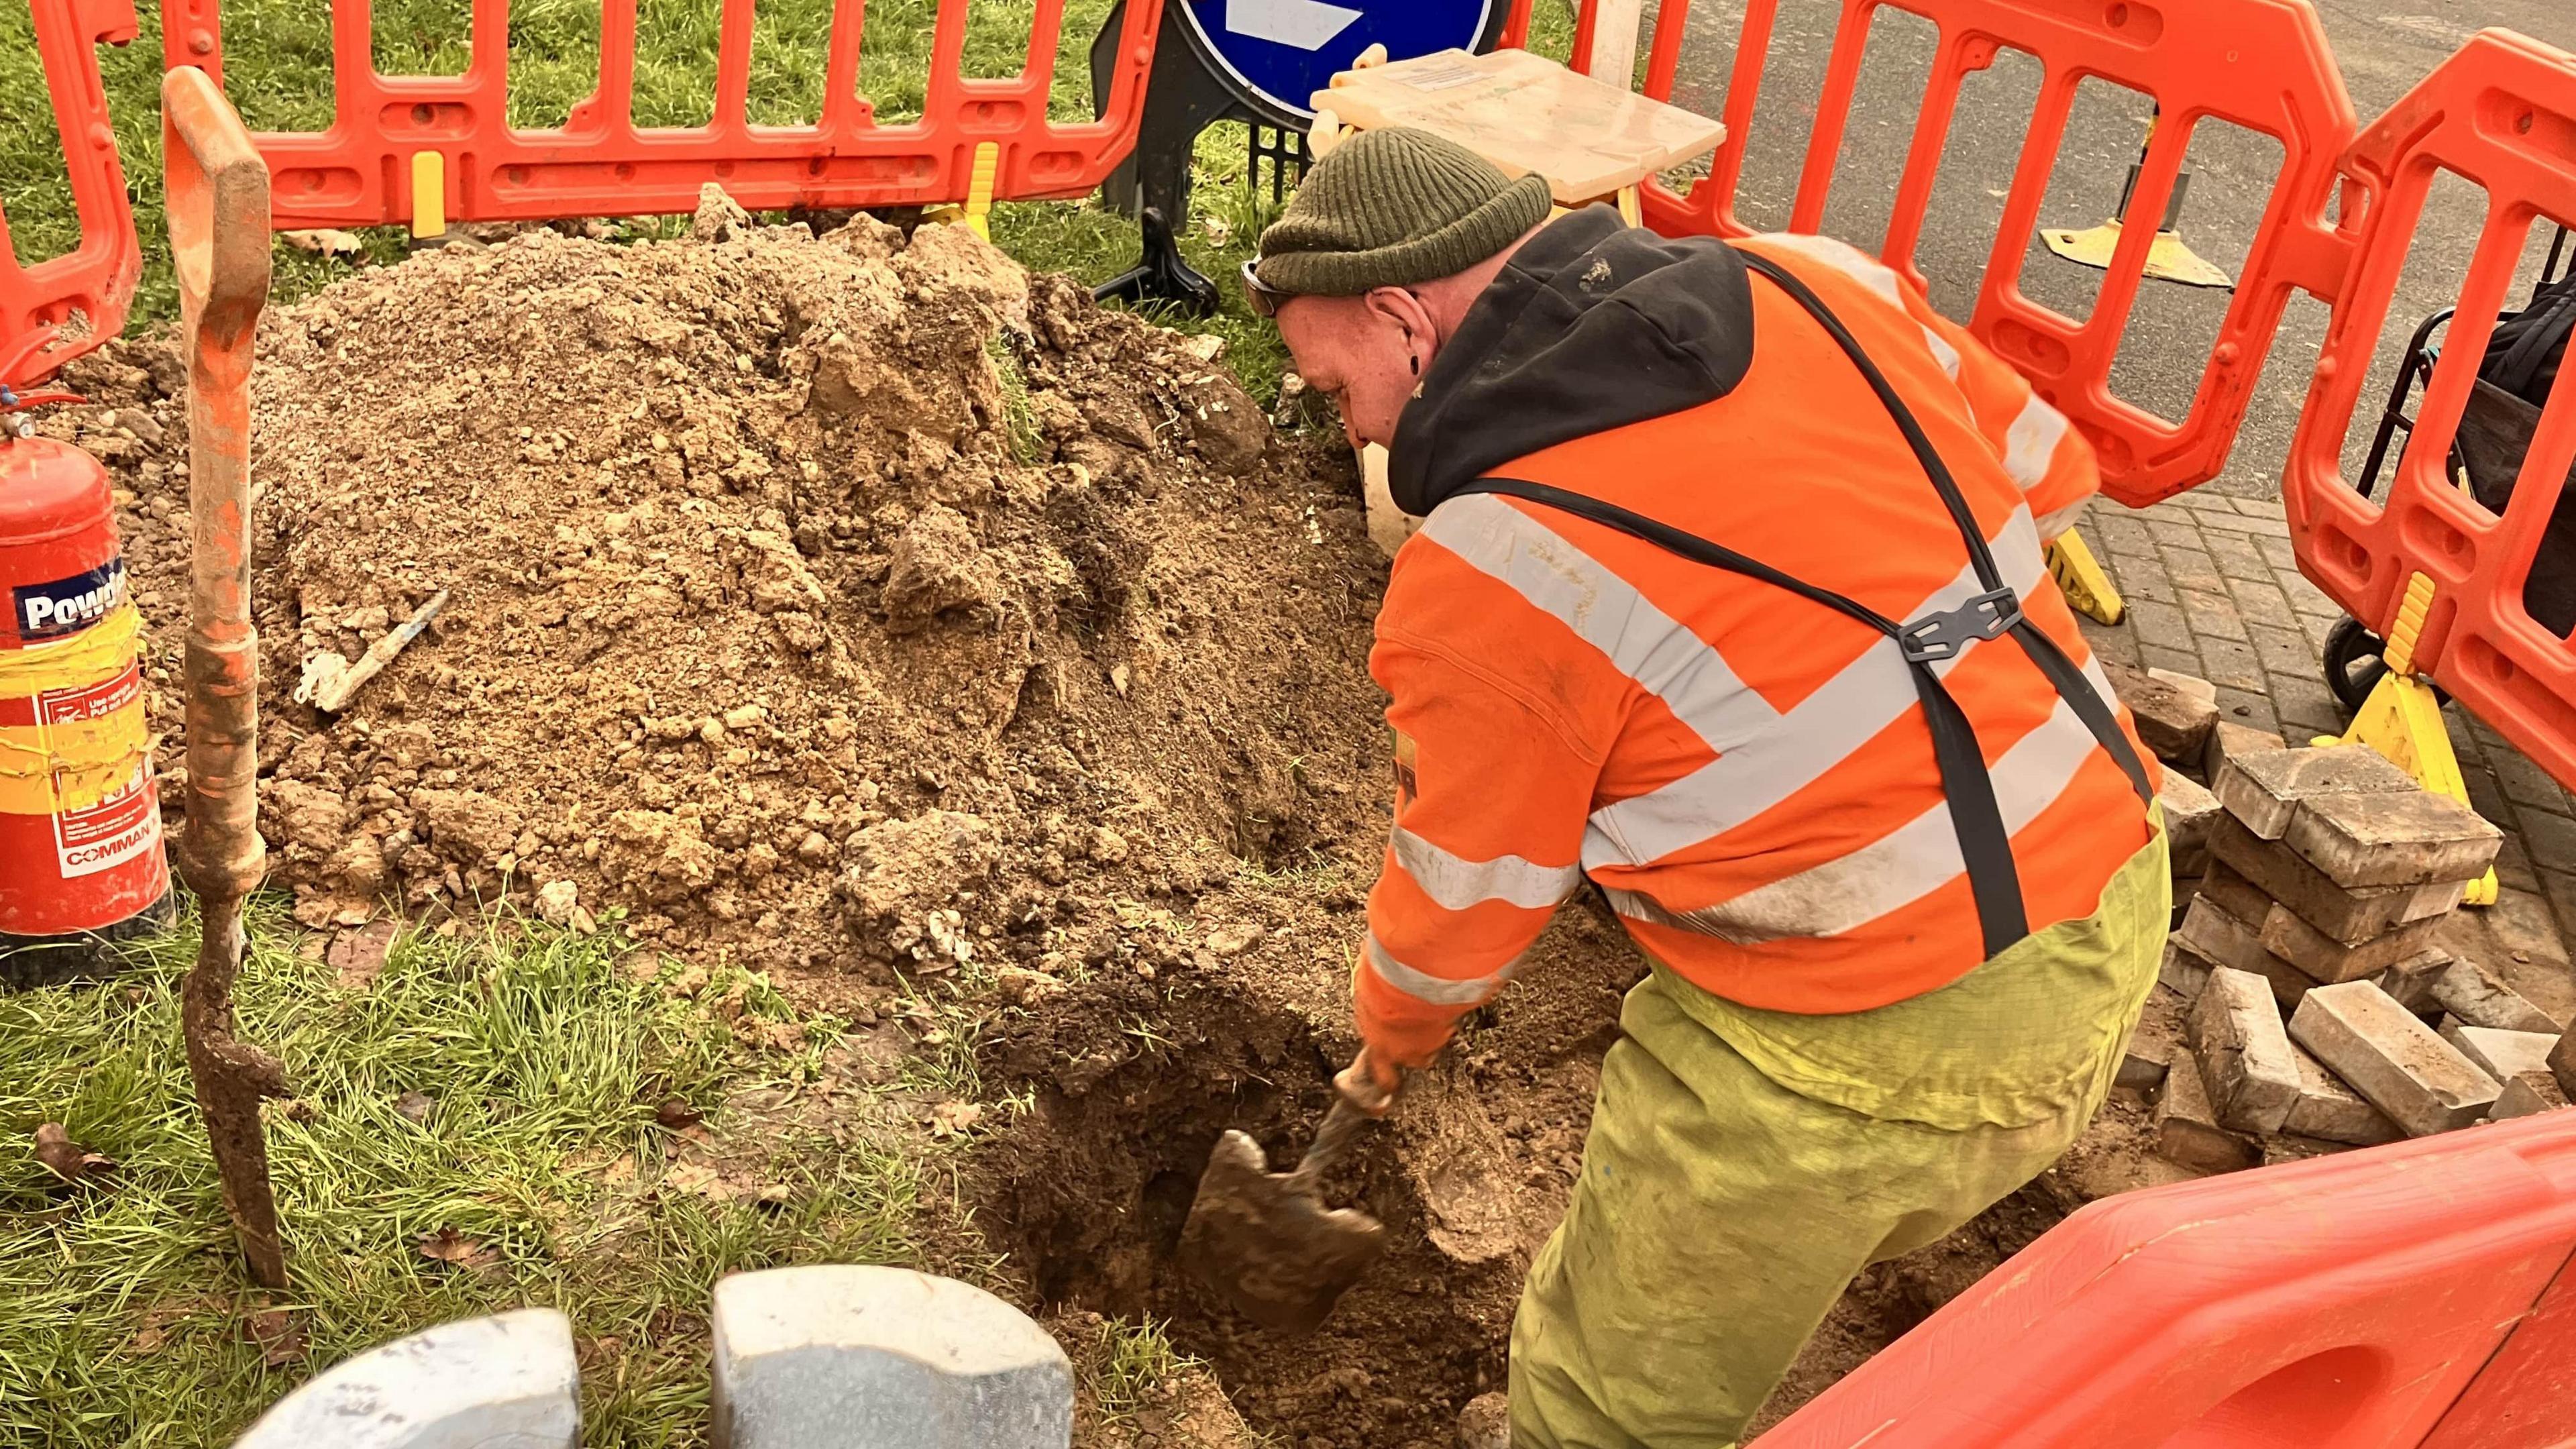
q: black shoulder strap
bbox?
[1452,248,2155,961]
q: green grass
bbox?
[0,900,960,1447]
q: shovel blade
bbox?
[1179,1128,1385,1334]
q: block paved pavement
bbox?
[2072,491,2576,1026]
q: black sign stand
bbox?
[1087,1,1505,315]
[1089,1,1296,314]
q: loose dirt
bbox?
[64,195,1387,986]
[45,197,2178,1446]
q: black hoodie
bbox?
[1386,206,1761,518]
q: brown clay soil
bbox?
[44,196,2179,1446]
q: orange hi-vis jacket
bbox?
[1355,212,2161,1067]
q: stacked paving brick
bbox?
[2103,729,2576,1174]
[2102,661,2282,925]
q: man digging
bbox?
[1243,129,2169,1448]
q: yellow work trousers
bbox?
[1509,827,2169,1448]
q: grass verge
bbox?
[0,897,963,1447]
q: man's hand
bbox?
[1334,1046,1403,1118]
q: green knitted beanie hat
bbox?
[1254,127,1555,297]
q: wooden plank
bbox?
[1582,0,1644,87]
[1314,48,1723,202]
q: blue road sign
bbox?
[1179,0,1499,121]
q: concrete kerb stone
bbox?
[2208,814,2465,946]
[2155,1047,2259,1174]
[2432,957,2563,1034]
[2284,1045,2402,1146]
[2212,745,2421,841]
[232,1309,579,1449]
[2490,1069,2571,1120]
[711,1265,1073,1449]
[2188,967,2301,1133]
[2289,981,2502,1138]
[2438,1022,2562,1083]
[2279,789,2504,890]
[2104,661,2218,763]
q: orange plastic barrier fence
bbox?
[1520,0,2357,507]
[2284,32,2576,790]
[158,0,1166,231]
[1758,1108,2576,1448]
[1,0,142,388]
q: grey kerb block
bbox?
[233,1308,578,1449]
[712,1265,1073,1449]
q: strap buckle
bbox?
[1898,586,2022,663]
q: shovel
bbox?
[1178,1055,1395,1334]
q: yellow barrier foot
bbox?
[2045,527,2126,625]
[409,151,447,244]
[2040,217,2233,289]
[961,141,1000,242]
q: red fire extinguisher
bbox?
[1,389,171,988]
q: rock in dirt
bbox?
[416,788,523,866]
[535,879,581,925]
[1456,1393,1511,1449]
[841,811,998,920]
[1179,373,1269,476]
[604,810,724,906]
[692,182,753,243]
[881,505,1001,633]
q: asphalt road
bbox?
[1654,0,2576,498]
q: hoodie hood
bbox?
[1386,207,1758,517]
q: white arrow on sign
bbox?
[1225,0,1364,52]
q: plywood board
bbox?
[1313,48,1724,203]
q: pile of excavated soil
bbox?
[60,195,1391,986]
[45,199,2182,1448]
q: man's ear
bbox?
[1361,286,1438,352]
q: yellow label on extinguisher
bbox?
[0,603,162,876]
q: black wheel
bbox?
[2322,616,2389,716]
[2322,615,2450,715]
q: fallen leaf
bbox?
[33,1123,116,1185]
[128,1297,210,1355]
[417,1225,499,1274]
[663,1162,731,1199]
[245,1307,306,1368]
[329,919,400,990]
[654,1097,702,1130]
[282,227,366,257]
[928,1100,983,1138]
[395,1091,435,1123]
